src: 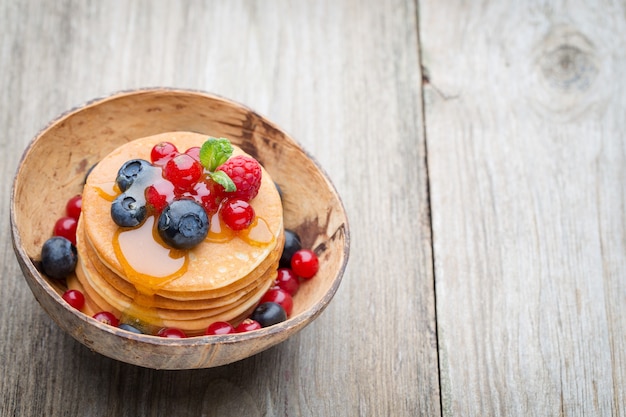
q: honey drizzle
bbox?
[112,215,189,327]
[240,217,275,246]
[206,212,235,243]
[94,182,119,202]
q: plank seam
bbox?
[413,0,444,416]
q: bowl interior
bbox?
[11,89,349,369]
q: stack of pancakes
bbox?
[68,132,284,335]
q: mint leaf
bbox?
[199,137,234,171]
[209,170,236,192]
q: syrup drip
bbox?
[113,215,188,293]
[94,182,119,201]
[112,215,189,329]
[240,217,275,246]
[207,212,235,243]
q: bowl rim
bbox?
[10,87,351,349]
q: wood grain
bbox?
[1,0,437,416]
[420,1,626,415]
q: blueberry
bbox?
[279,229,302,268]
[118,323,143,334]
[250,302,287,327]
[111,193,147,227]
[41,237,77,280]
[157,200,209,249]
[115,159,151,192]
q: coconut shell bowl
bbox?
[10,88,349,369]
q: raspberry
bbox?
[217,155,262,201]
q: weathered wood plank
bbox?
[420,1,626,415]
[1,0,438,415]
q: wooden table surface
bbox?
[2,1,625,416]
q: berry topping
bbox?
[145,179,175,213]
[274,268,300,296]
[157,199,209,249]
[151,142,178,165]
[260,288,293,316]
[205,321,235,336]
[41,237,77,279]
[62,289,85,310]
[220,199,255,231]
[118,323,143,334]
[250,302,287,328]
[198,137,236,192]
[235,319,262,333]
[164,154,203,190]
[115,159,151,192]
[190,178,223,215]
[53,216,78,245]
[185,146,201,161]
[291,249,319,279]
[111,194,147,227]
[157,327,187,338]
[279,229,302,268]
[65,195,82,220]
[217,155,262,201]
[93,311,119,327]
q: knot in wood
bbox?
[538,40,597,93]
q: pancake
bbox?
[76,131,284,334]
[76,254,277,335]
[77,250,277,322]
[78,221,284,308]
[82,222,284,302]
[82,131,283,294]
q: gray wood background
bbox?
[1,1,624,416]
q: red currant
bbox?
[151,141,178,165]
[261,288,293,316]
[185,146,201,161]
[291,249,319,279]
[164,154,203,190]
[93,311,119,326]
[220,199,255,231]
[145,179,175,213]
[53,216,78,245]
[205,321,235,335]
[62,289,85,310]
[189,178,222,215]
[235,319,261,333]
[65,195,82,220]
[274,268,300,296]
[157,327,187,338]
